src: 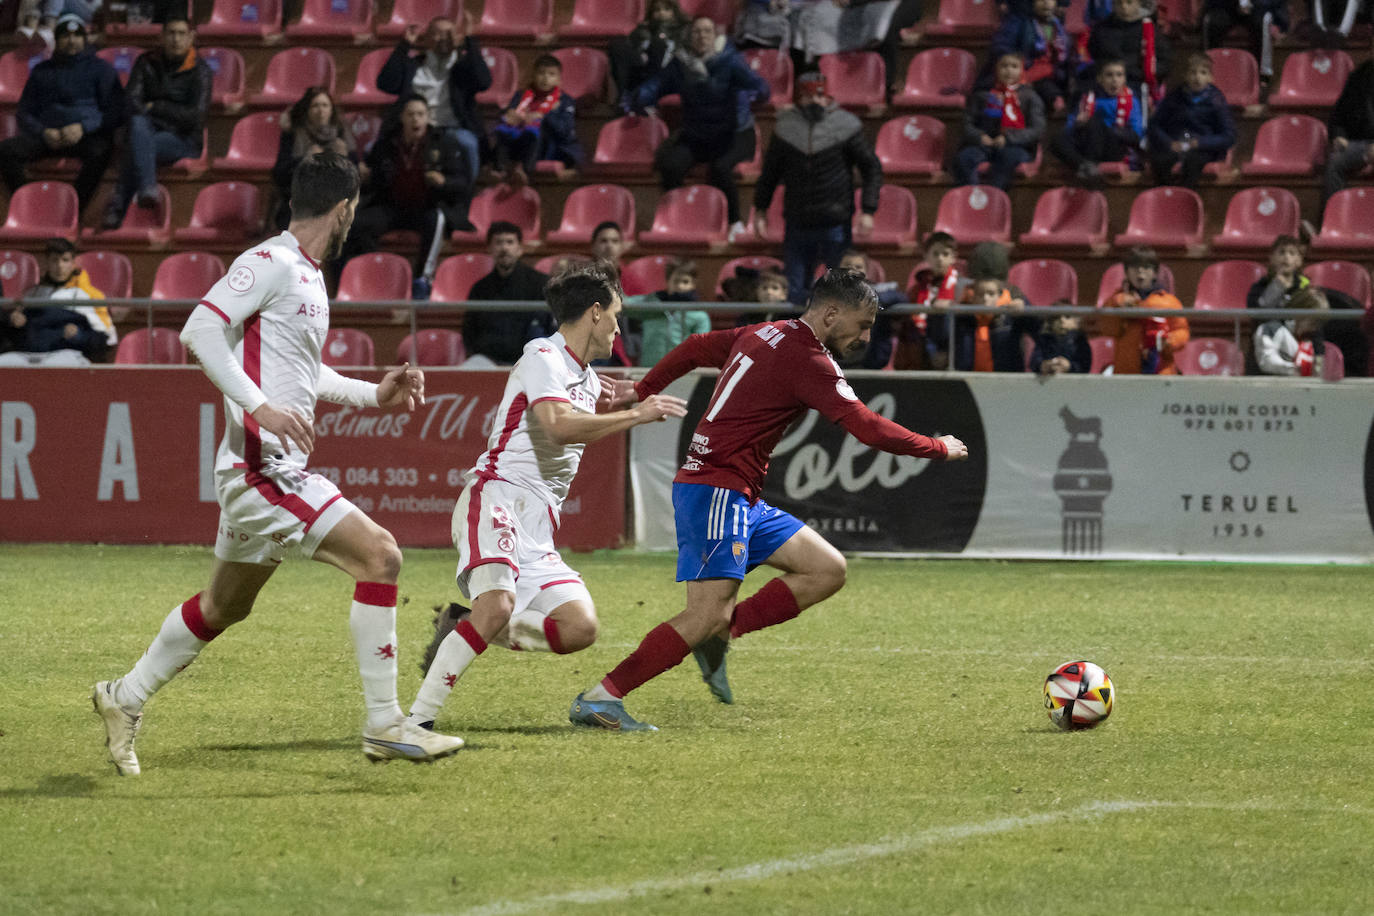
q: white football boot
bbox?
[362,717,464,763]
[91,681,142,776]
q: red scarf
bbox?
[911,267,960,333]
[1141,19,1162,102]
[511,86,562,125]
[996,84,1025,131]
[1078,88,1135,128]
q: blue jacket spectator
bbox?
[1147,54,1235,188]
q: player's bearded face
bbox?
[826,305,876,355]
[329,196,358,260]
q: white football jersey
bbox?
[470,331,601,516]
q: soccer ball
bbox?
[1043,660,1115,729]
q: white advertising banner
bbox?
[630,373,1374,564]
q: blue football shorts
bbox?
[672,482,806,582]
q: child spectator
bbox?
[1147,53,1235,189]
[1247,235,1313,312]
[1030,308,1092,373]
[1052,57,1144,183]
[1203,0,1286,89]
[608,0,689,106]
[929,242,1033,372]
[955,53,1046,191]
[989,0,1076,111]
[1254,286,1329,376]
[637,258,712,366]
[1088,0,1171,103]
[1096,246,1189,374]
[1,238,111,361]
[492,54,582,187]
[837,250,902,369]
[896,231,960,369]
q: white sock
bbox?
[583,683,617,702]
[114,594,219,711]
[509,610,553,652]
[408,622,486,724]
[350,583,403,731]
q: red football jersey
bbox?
[636,319,948,501]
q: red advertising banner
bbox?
[0,368,626,550]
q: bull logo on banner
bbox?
[1053,406,1113,554]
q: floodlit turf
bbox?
[2,544,1372,915]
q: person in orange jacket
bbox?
[1096,246,1189,374]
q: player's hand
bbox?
[597,373,639,411]
[251,403,315,455]
[377,362,426,410]
[634,394,688,423]
[937,434,968,460]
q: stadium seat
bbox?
[344,111,383,154]
[1270,50,1353,108]
[432,253,494,301]
[202,47,246,110]
[1193,260,1265,310]
[592,115,668,174]
[214,112,282,172]
[924,0,998,35]
[114,328,187,365]
[0,47,46,105]
[0,249,40,298]
[1312,188,1374,250]
[200,0,282,37]
[715,255,783,298]
[1210,187,1300,251]
[1205,48,1259,107]
[678,0,736,25]
[533,253,591,275]
[641,185,729,246]
[818,52,885,109]
[742,49,793,107]
[546,183,636,244]
[560,0,643,38]
[1008,259,1079,306]
[251,48,335,107]
[478,0,554,38]
[286,0,373,37]
[1174,337,1244,376]
[0,110,13,142]
[1113,187,1204,249]
[176,182,262,244]
[151,252,227,300]
[1019,187,1108,249]
[893,48,976,109]
[397,329,465,366]
[322,328,376,367]
[932,185,1011,244]
[620,254,674,296]
[1306,260,1372,308]
[76,250,133,299]
[96,46,142,86]
[338,252,412,301]
[1241,115,1327,177]
[451,185,542,244]
[1323,341,1345,381]
[875,115,946,177]
[552,47,610,102]
[0,182,79,242]
[1096,262,1176,306]
[1087,335,1115,373]
[474,46,519,106]
[378,0,461,37]
[858,184,918,247]
[86,184,172,244]
[342,48,392,107]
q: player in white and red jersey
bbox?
[91,153,464,774]
[571,268,969,731]
[405,261,687,733]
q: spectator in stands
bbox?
[988,0,1077,111]
[271,87,357,230]
[590,221,626,267]
[1030,308,1092,374]
[625,16,771,243]
[637,257,711,366]
[1254,286,1329,376]
[1247,235,1314,312]
[1,237,111,360]
[928,241,1034,372]
[491,54,583,187]
[464,221,556,366]
[609,0,689,105]
[1147,53,1235,189]
[1095,245,1189,374]
[896,231,961,369]
[734,0,792,53]
[341,94,472,300]
[1320,44,1374,215]
[0,15,124,214]
[1310,0,1365,44]
[377,13,488,185]
[954,53,1046,191]
[102,16,210,231]
[835,248,901,369]
[1203,0,1286,90]
[1052,57,1144,184]
[1088,0,1171,102]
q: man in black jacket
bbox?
[752,71,882,304]
[463,221,555,366]
[103,16,211,229]
[1322,40,1374,213]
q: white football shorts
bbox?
[214,463,357,566]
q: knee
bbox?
[359,529,403,584]
[820,552,847,595]
[557,608,600,652]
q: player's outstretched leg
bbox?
[407,588,514,729]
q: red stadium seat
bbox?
[1019,187,1108,249]
[478,0,554,38]
[546,183,636,244]
[251,48,335,107]
[1114,187,1204,249]
[1270,50,1353,109]
[742,49,793,107]
[151,252,227,300]
[176,182,262,244]
[1205,49,1259,107]
[620,254,674,296]
[641,185,729,246]
[451,185,542,244]
[592,115,668,174]
[378,0,462,37]
[1087,336,1115,373]
[1193,260,1265,310]
[322,328,376,367]
[875,115,946,177]
[474,46,519,106]
[397,329,465,366]
[715,256,783,298]
[1095,262,1176,306]
[432,253,494,301]
[1241,115,1327,177]
[893,48,976,109]
[86,185,172,244]
[552,47,610,102]
[925,0,998,35]
[1174,337,1244,375]
[1008,259,1079,306]
[344,111,383,154]
[338,252,412,301]
[96,46,141,86]
[114,328,187,365]
[533,253,591,274]
[201,47,246,110]
[214,112,283,172]
[76,250,133,299]
[678,0,736,25]
[286,0,373,37]
[1210,187,1300,251]
[561,0,643,38]
[0,48,46,105]
[1323,341,1345,381]
[818,52,886,109]
[858,184,918,247]
[932,185,1011,245]
[0,182,78,242]
[1306,260,1372,308]
[200,0,282,37]
[0,249,40,298]
[1312,188,1374,250]
[342,48,393,107]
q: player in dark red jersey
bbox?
[570,269,969,730]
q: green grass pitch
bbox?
[2,544,1372,914]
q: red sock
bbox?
[455,619,487,655]
[729,578,802,639]
[180,592,222,642]
[602,622,691,698]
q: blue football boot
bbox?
[569,692,658,731]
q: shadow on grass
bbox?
[0,773,99,799]
[200,737,357,753]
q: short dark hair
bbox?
[290,151,360,219]
[162,15,192,29]
[1271,234,1302,253]
[806,268,879,312]
[923,231,957,252]
[43,238,76,256]
[1186,51,1213,72]
[666,257,696,280]
[546,260,623,325]
[590,220,622,242]
[1094,57,1126,74]
[1123,246,1159,270]
[533,54,561,72]
[397,91,428,112]
[487,220,523,244]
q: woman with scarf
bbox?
[491,54,583,187]
[954,52,1046,191]
[271,86,357,230]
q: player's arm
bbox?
[801,359,967,460]
[632,328,742,401]
[532,395,687,446]
[315,363,426,411]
